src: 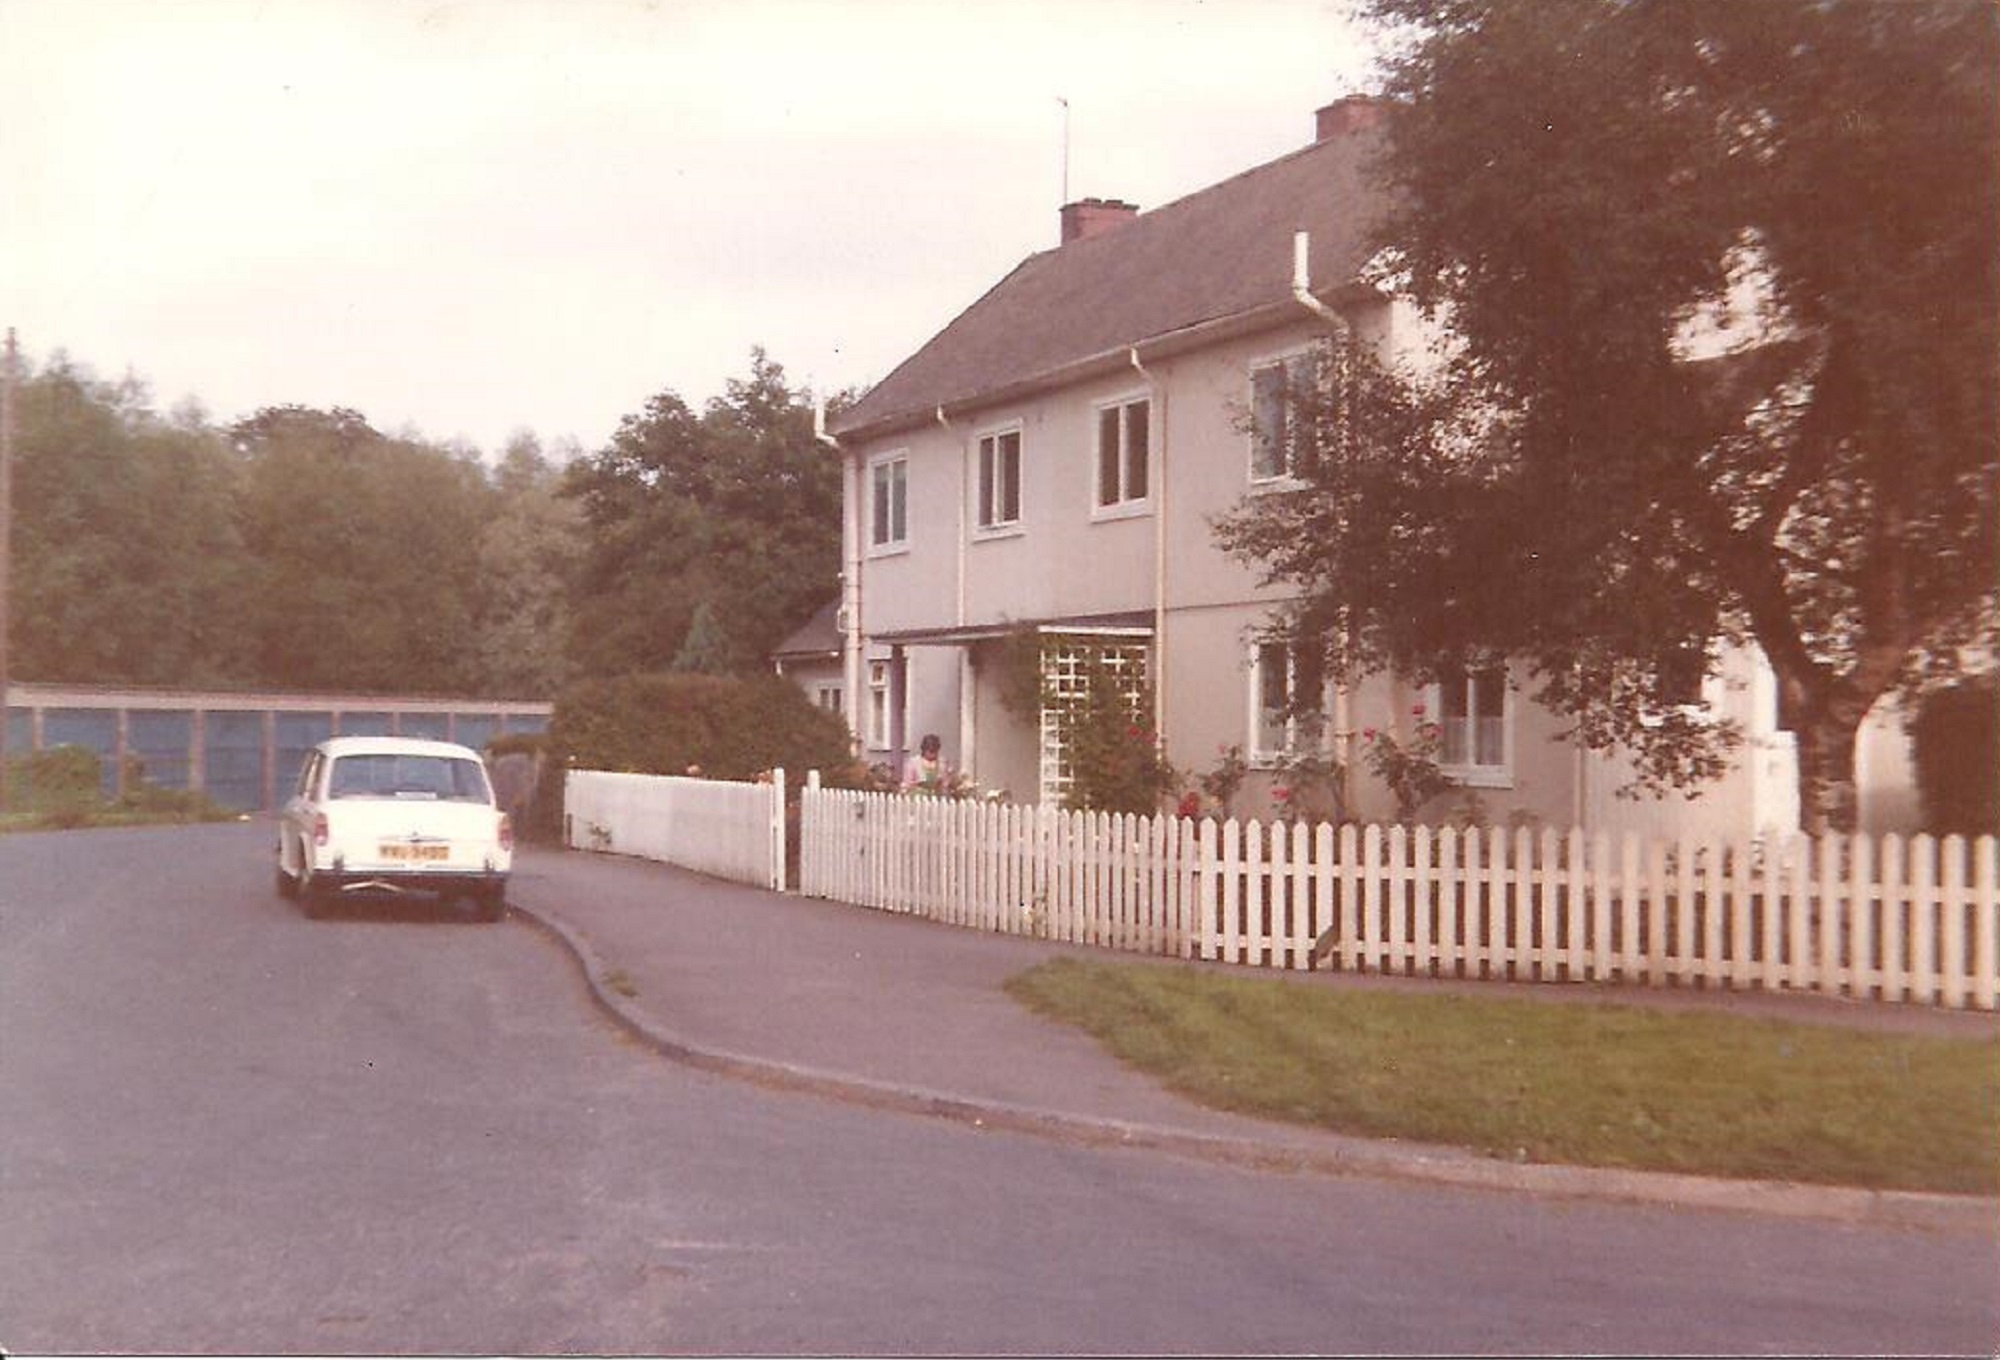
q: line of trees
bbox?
[7,347,841,698]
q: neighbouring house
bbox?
[772,597,846,721]
[821,97,1920,836]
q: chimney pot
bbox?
[1060,197,1139,246]
[1315,96,1385,142]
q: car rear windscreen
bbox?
[328,754,492,802]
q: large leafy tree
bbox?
[475,432,585,697]
[233,405,493,692]
[1219,0,1999,833]
[10,356,251,685]
[563,349,842,678]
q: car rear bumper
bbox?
[316,868,509,898]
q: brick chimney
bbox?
[1060,197,1139,246]
[1315,96,1385,142]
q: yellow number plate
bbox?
[380,842,450,862]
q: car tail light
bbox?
[498,813,514,853]
[312,813,330,848]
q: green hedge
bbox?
[1911,677,2000,836]
[3,745,234,829]
[7,745,103,819]
[550,672,856,785]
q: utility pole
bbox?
[0,327,15,814]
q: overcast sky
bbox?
[2,0,1376,457]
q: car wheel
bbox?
[300,862,331,920]
[276,863,299,900]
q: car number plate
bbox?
[380,842,451,862]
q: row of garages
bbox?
[4,684,550,811]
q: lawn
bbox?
[1004,957,2000,1195]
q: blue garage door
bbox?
[43,710,119,798]
[275,713,333,800]
[129,711,193,790]
[204,713,265,811]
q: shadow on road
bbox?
[292,891,504,927]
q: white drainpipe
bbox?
[1128,346,1169,761]
[937,405,975,776]
[1292,229,1354,805]
[815,401,864,755]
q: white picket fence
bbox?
[798,783,2000,1011]
[798,785,1201,954]
[564,768,787,892]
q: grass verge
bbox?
[1004,957,2000,1195]
[0,787,241,834]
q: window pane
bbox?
[1474,667,1505,718]
[1098,408,1121,506]
[1252,367,1286,478]
[1475,717,1506,767]
[1440,671,1471,720]
[1255,642,1291,755]
[1441,719,1470,767]
[872,465,890,544]
[890,460,906,540]
[978,437,996,526]
[1000,432,1021,522]
[1126,401,1149,500]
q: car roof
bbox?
[317,736,486,761]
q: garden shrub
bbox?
[549,672,855,785]
[9,745,104,822]
[1911,677,2000,836]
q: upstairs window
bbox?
[977,427,1023,530]
[1654,641,1710,710]
[869,454,907,550]
[1095,397,1150,511]
[1250,348,1329,483]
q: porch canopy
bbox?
[870,609,1154,649]
[870,610,1155,804]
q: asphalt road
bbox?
[2,822,1995,1355]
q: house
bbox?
[820,98,1917,836]
[771,597,846,719]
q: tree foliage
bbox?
[11,358,250,685]
[232,405,494,692]
[562,348,843,680]
[6,353,585,697]
[1219,0,2000,832]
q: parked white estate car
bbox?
[277,736,513,920]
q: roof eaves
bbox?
[828,295,1350,444]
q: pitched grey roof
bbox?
[832,128,1386,440]
[771,596,843,660]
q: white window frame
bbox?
[1248,344,1331,488]
[1247,640,1327,767]
[868,450,909,556]
[867,660,891,751]
[1092,393,1152,519]
[974,422,1024,535]
[1427,663,1514,788]
[813,683,843,714]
